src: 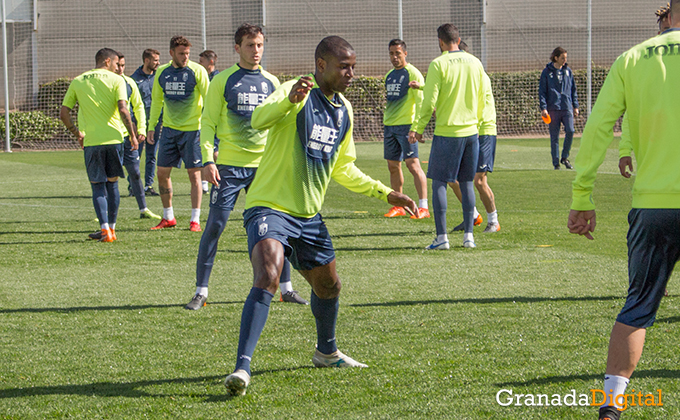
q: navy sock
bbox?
[91,182,108,226]
[125,161,146,211]
[196,208,231,288]
[234,287,274,375]
[460,180,475,233]
[105,181,120,226]
[279,258,291,284]
[432,179,448,235]
[310,290,339,355]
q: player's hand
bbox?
[574,108,580,117]
[387,191,417,217]
[619,157,633,178]
[408,131,423,144]
[541,109,549,118]
[203,163,220,186]
[289,76,314,104]
[138,135,146,144]
[76,131,85,149]
[129,135,139,151]
[568,209,596,240]
[146,130,155,145]
[408,81,422,89]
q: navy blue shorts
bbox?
[384,125,419,161]
[157,127,202,169]
[209,165,257,211]
[243,206,335,271]
[123,136,140,166]
[426,134,479,183]
[84,144,125,182]
[616,209,680,328]
[477,135,496,173]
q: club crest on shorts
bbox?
[258,221,268,236]
[210,188,218,205]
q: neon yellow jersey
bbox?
[121,74,147,136]
[572,29,680,210]
[383,63,424,129]
[478,72,497,136]
[413,50,487,137]
[148,60,209,131]
[200,63,280,167]
[618,113,632,158]
[62,69,127,147]
[246,75,393,218]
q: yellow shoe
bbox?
[384,206,407,217]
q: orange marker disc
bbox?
[542,114,551,124]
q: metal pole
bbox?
[262,0,267,70]
[587,0,592,116]
[2,0,10,153]
[481,0,488,68]
[398,0,403,40]
[31,0,38,106]
[201,0,207,51]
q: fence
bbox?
[1,0,665,150]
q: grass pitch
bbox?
[0,138,678,419]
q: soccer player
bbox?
[186,23,307,311]
[450,70,500,233]
[568,1,680,418]
[113,53,161,221]
[147,36,210,232]
[198,49,221,194]
[222,36,417,396]
[131,48,162,197]
[409,24,488,249]
[382,39,429,219]
[539,47,579,170]
[60,48,137,242]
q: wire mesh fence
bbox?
[1,0,665,149]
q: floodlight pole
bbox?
[2,0,10,153]
[481,0,488,68]
[200,0,207,51]
[398,0,403,40]
[587,0,592,116]
[262,0,267,70]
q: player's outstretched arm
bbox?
[387,191,417,216]
[567,209,596,240]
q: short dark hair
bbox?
[388,39,407,50]
[95,48,118,66]
[235,23,264,46]
[199,50,217,62]
[437,24,459,44]
[315,36,355,63]
[170,36,191,50]
[116,52,125,59]
[142,48,160,62]
[459,40,469,53]
[550,47,567,62]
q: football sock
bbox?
[310,290,339,355]
[196,287,208,297]
[191,208,201,223]
[464,232,474,243]
[234,287,274,376]
[101,223,110,231]
[279,258,291,285]
[105,181,120,226]
[125,160,146,211]
[418,199,428,209]
[91,182,109,227]
[432,179,448,235]
[279,280,293,294]
[473,206,480,219]
[437,234,448,244]
[488,210,498,224]
[603,374,629,409]
[140,207,149,214]
[163,207,174,221]
[196,208,231,288]
[460,180,475,233]
[111,223,116,230]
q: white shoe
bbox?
[463,239,476,248]
[312,349,368,368]
[425,237,450,250]
[483,222,500,233]
[224,369,250,396]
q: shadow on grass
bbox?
[496,369,680,387]
[0,230,94,235]
[0,195,91,200]
[0,239,88,245]
[656,315,680,324]
[0,301,241,314]
[350,295,623,308]
[331,230,431,239]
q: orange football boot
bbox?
[384,206,407,217]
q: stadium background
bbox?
[0,0,664,148]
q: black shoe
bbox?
[561,158,573,169]
[145,187,159,196]
[281,291,309,305]
[88,230,102,240]
[554,164,561,170]
[598,405,621,420]
[185,294,207,310]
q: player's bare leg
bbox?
[405,157,429,218]
[384,160,408,217]
[188,167,203,231]
[151,166,177,229]
[473,172,499,232]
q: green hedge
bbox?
[1,110,66,143]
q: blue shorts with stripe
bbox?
[384,124,418,161]
[426,134,479,183]
[84,143,125,182]
[243,206,335,271]
[477,135,497,173]
[209,165,257,211]
[157,127,202,169]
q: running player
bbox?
[186,24,307,311]
[147,36,210,232]
[222,36,416,396]
[60,48,137,242]
[382,39,429,219]
[409,24,488,249]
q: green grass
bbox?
[0,138,678,419]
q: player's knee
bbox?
[316,277,341,299]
